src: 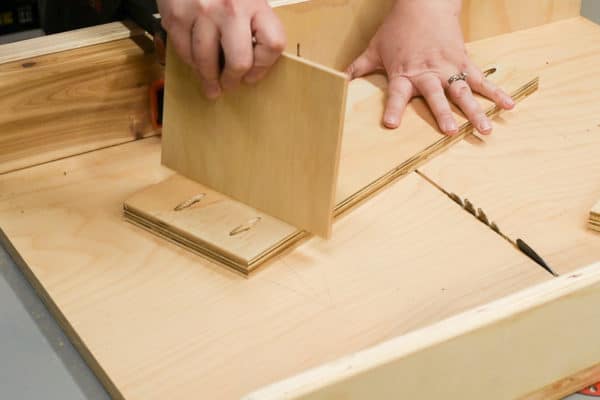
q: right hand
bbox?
[157,0,286,99]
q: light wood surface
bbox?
[460,0,582,41]
[129,65,536,274]
[0,36,162,174]
[0,136,548,400]
[0,21,144,65]
[161,46,348,237]
[273,0,581,70]
[420,17,600,274]
[246,262,600,400]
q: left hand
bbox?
[347,0,515,135]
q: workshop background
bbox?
[1,1,600,399]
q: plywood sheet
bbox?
[161,47,348,238]
[0,137,547,400]
[420,17,600,274]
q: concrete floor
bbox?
[1,2,599,398]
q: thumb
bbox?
[347,48,380,79]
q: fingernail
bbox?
[204,81,221,99]
[479,117,492,134]
[504,96,515,109]
[383,114,399,128]
[444,120,458,134]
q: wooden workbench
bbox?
[0,1,599,399]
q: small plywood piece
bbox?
[161,46,348,238]
[127,60,538,274]
[590,200,600,232]
[420,17,600,274]
[0,137,548,400]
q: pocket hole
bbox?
[483,67,497,77]
[174,193,206,211]
[230,217,262,237]
[297,43,301,57]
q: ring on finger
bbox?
[448,72,469,86]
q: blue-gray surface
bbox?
[0,241,110,400]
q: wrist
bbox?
[393,0,462,17]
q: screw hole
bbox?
[174,194,206,211]
[483,67,497,77]
[230,217,262,236]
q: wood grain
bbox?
[245,263,600,400]
[420,17,600,274]
[460,0,581,41]
[0,137,547,400]
[273,0,581,70]
[0,36,163,174]
[161,46,348,237]
[0,20,144,65]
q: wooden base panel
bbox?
[0,136,550,400]
[125,73,538,275]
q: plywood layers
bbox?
[590,200,600,232]
[0,33,162,174]
[420,17,600,274]
[128,60,537,274]
[0,136,548,400]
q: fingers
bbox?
[191,17,221,99]
[414,74,458,135]
[383,76,414,129]
[347,47,381,79]
[245,8,286,84]
[220,18,254,91]
[447,80,492,134]
[467,67,515,110]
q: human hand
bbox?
[157,0,286,99]
[347,0,514,135]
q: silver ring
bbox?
[448,72,468,86]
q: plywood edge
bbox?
[0,20,144,64]
[0,228,125,400]
[245,262,600,400]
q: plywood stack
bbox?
[591,200,600,232]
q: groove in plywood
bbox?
[0,136,548,400]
